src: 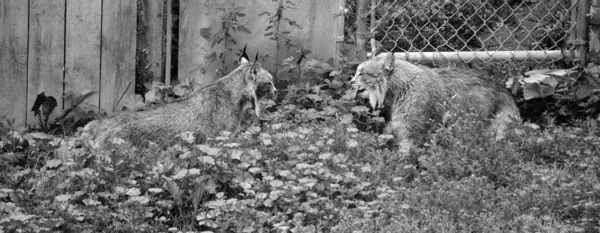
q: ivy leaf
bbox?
[199,27,212,40]
[129,196,149,204]
[346,139,358,148]
[200,156,216,165]
[23,132,54,141]
[322,106,338,116]
[229,150,243,160]
[351,106,370,113]
[523,82,555,100]
[55,194,71,202]
[237,25,252,34]
[172,169,189,179]
[204,52,218,62]
[45,159,63,169]
[9,213,33,222]
[305,108,323,120]
[206,199,226,209]
[224,142,240,148]
[287,19,302,29]
[249,167,262,174]
[263,199,274,207]
[148,188,164,194]
[319,153,332,160]
[189,168,201,176]
[197,145,221,156]
[260,133,273,146]
[126,188,141,196]
[82,198,101,206]
[340,113,354,124]
[270,180,284,187]
[346,127,358,133]
[306,94,323,102]
[177,131,196,144]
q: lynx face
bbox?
[255,69,276,100]
[351,62,389,110]
[238,48,276,99]
[239,57,276,118]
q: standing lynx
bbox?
[351,53,519,144]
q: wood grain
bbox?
[100,0,137,113]
[0,0,29,127]
[65,0,101,110]
[27,0,66,128]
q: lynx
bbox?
[81,49,275,148]
[351,53,519,144]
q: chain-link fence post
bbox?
[577,0,591,66]
[369,0,377,55]
[355,0,368,61]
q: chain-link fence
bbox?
[359,0,582,64]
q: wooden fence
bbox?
[178,0,346,86]
[1,0,137,128]
[0,0,344,128]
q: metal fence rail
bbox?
[362,0,583,64]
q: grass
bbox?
[1,87,599,233]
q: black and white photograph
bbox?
[0,0,598,232]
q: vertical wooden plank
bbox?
[137,0,165,84]
[0,0,29,127]
[335,0,347,66]
[309,0,344,64]
[65,0,101,109]
[28,0,65,127]
[179,0,229,86]
[101,0,137,112]
[265,0,341,65]
[232,0,279,73]
[165,0,173,86]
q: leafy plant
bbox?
[30,92,58,131]
[506,64,600,124]
[0,117,28,155]
[200,6,252,77]
[53,91,103,136]
[259,0,302,82]
[2,71,600,231]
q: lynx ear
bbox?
[245,60,260,83]
[239,44,250,65]
[250,61,261,75]
[383,53,395,73]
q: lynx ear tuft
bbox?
[383,53,395,73]
[239,44,250,65]
[250,61,261,75]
